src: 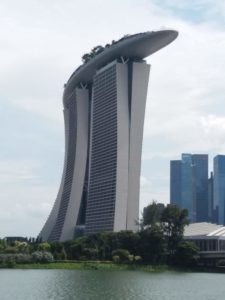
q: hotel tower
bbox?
[39,30,178,241]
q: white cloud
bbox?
[143,20,225,155]
[0,183,57,237]
[0,160,38,182]
[140,176,152,188]
[0,0,225,236]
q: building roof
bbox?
[63,30,178,107]
[184,222,225,238]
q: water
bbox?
[0,269,225,300]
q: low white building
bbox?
[184,222,225,252]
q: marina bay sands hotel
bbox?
[40,30,178,242]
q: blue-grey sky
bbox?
[1,0,225,237]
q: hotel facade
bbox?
[40,30,178,241]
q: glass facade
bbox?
[192,154,208,222]
[85,64,118,233]
[170,153,208,223]
[170,160,182,207]
[208,172,214,223]
[214,155,225,225]
[181,153,196,222]
[49,98,77,241]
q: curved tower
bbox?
[39,30,178,241]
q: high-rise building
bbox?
[213,155,225,225]
[170,160,182,207]
[192,154,208,222]
[181,153,196,221]
[170,153,208,223]
[40,30,178,242]
[208,172,214,223]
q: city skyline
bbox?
[1,0,225,237]
[214,155,225,225]
[170,153,209,223]
[170,153,225,225]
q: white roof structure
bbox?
[63,30,178,106]
[184,222,225,238]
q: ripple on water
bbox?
[0,270,225,300]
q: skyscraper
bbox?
[170,153,208,222]
[170,160,182,207]
[181,153,196,221]
[213,155,225,225]
[40,30,178,242]
[192,154,208,222]
[208,171,214,223]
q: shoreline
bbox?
[15,262,170,272]
[0,262,222,273]
[2,262,171,272]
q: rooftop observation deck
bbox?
[63,30,178,106]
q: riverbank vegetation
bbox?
[13,262,172,272]
[0,203,199,269]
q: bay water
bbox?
[0,269,224,300]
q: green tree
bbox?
[160,204,189,256]
[175,241,199,267]
[0,239,5,252]
[37,242,51,252]
[139,226,165,264]
[83,248,99,260]
[80,36,132,64]
[116,231,140,256]
[81,45,104,63]
[142,201,164,228]
[111,249,130,262]
[32,251,54,263]
[15,241,29,253]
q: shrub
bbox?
[32,251,54,263]
[6,257,16,268]
[37,243,51,252]
[127,255,134,262]
[175,241,199,267]
[111,249,130,262]
[15,241,29,253]
[83,248,99,260]
[41,252,54,263]
[112,255,120,263]
[4,247,18,254]
[15,254,32,263]
[54,248,67,260]
[32,251,43,263]
[0,254,16,268]
[134,256,142,263]
[0,254,5,264]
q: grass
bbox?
[13,262,171,272]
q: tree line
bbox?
[0,203,199,268]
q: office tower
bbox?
[208,172,214,223]
[170,153,208,223]
[85,61,150,233]
[170,160,182,207]
[192,154,208,222]
[181,153,196,221]
[40,30,178,242]
[213,155,225,225]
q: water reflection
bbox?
[0,269,225,300]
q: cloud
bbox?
[0,0,225,236]
[140,176,152,188]
[0,161,38,182]
[143,19,225,154]
[152,0,225,25]
[0,182,57,237]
